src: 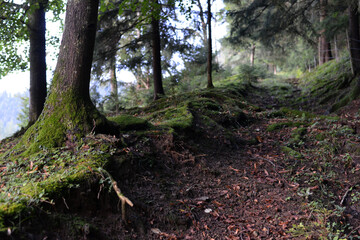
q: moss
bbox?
[298,59,355,110]
[108,115,150,131]
[0,136,113,232]
[330,82,360,112]
[282,146,302,159]
[161,104,193,129]
[267,121,308,132]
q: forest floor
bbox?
[103,80,360,240]
[2,78,360,239]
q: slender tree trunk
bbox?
[109,56,119,113]
[207,0,214,88]
[18,0,113,153]
[250,43,255,67]
[318,0,328,65]
[348,3,360,75]
[28,0,47,124]
[151,0,164,100]
[334,35,339,61]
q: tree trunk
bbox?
[28,0,47,124]
[334,35,339,61]
[151,0,165,100]
[109,55,119,113]
[207,0,214,88]
[318,0,329,65]
[348,2,360,75]
[250,43,255,67]
[18,0,113,154]
[325,41,333,62]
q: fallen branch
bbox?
[98,168,134,221]
[340,183,359,206]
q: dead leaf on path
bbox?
[151,228,162,234]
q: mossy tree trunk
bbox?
[18,0,113,154]
[28,0,47,124]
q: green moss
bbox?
[298,59,355,110]
[282,146,302,159]
[0,136,113,232]
[267,121,308,132]
[108,115,150,131]
[269,107,339,121]
[330,82,360,112]
[161,104,193,129]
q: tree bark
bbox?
[250,43,255,67]
[334,35,339,61]
[318,0,332,65]
[28,0,47,124]
[348,2,360,75]
[109,55,119,113]
[18,0,113,154]
[151,0,165,100]
[207,0,214,88]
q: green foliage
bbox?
[16,93,29,128]
[235,64,268,84]
[0,0,65,78]
[288,202,347,240]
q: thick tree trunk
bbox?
[348,3,360,75]
[28,0,47,124]
[151,2,165,100]
[18,0,113,154]
[207,0,214,89]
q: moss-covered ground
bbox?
[1,64,360,239]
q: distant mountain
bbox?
[0,91,24,140]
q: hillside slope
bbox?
[0,74,359,239]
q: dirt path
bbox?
[104,82,312,239]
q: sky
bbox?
[0,0,228,96]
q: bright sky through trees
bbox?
[0,0,227,95]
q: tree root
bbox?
[98,168,133,221]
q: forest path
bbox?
[113,79,320,239]
[99,77,360,239]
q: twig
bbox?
[340,183,359,206]
[344,224,360,239]
[63,197,69,210]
